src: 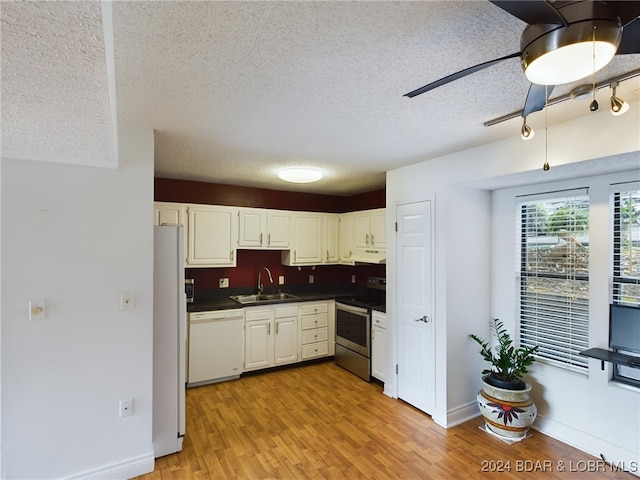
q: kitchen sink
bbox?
[229,292,299,305]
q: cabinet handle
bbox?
[349,250,352,258]
[268,233,271,246]
[275,322,278,334]
[294,250,297,262]
[365,233,369,245]
[268,323,271,335]
[260,232,263,244]
[230,250,234,262]
[326,250,329,261]
[371,234,375,246]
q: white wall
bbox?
[386,104,639,460]
[0,123,155,479]
[492,171,640,467]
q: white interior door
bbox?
[396,201,434,415]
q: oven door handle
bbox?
[336,302,369,315]
[414,315,430,323]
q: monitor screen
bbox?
[609,304,640,354]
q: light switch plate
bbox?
[278,276,285,285]
[219,278,229,288]
[309,275,314,284]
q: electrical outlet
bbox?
[120,293,134,311]
[309,275,314,284]
[29,300,46,320]
[119,399,133,418]
[351,275,356,283]
[278,275,285,285]
[219,278,229,288]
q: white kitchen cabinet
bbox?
[237,208,290,249]
[322,214,340,264]
[281,213,322,265]
[244,305,298,372]
[188,309,243,385]
[354,208,386,249]
[371,310,387,382]
[186,204,237,267]
[154,202,186,226]
[339,213,355,265]
[300,301,333,360]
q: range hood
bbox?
[351,249,386,265]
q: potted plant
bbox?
[469,319,539,440]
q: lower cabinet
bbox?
[371,310,387,382]
[243,300,335,373]
[244,305,298,372]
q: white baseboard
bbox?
[439,401,480,428]
[533,415,640,478]
[64,452,154,480]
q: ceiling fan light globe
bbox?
[520,13,622,86]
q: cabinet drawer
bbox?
[301,341,329,359]
[300,303,328,316]
[275,305,298,318]
[301,314,328,330]
[301,327,328,345]
[244,308,272,322]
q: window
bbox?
[612,187,640,386]
[518,190,589,370]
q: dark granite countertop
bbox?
[187,284,365,313]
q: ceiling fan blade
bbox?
[489,1,567,25]
[404,52,520,98]
[617,16,640,54]
[604,1,640,27]
[523,83,554,117]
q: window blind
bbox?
[518,193,590,370]
[612,189,640,305]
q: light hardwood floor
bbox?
[135,361,635,479]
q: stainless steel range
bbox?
[335,276,386,381]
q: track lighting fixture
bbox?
[610,81,629,116]
[520,117,535,140]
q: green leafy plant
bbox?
[469,319,538,384]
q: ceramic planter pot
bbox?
[477,375,536,439]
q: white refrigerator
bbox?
[153,225,186,457]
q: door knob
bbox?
[414,315,430,323]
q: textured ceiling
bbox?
[2,1,639,195]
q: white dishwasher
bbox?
[188,309,244,386]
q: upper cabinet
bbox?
[154,202,185,226]
[237,208,290,249]
[354,208,386,250]
[187,205,237,267]
[338,213,355,265]
[322,214,340,264]
[281,213,322,266]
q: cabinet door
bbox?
[370,209,386,249]
[354,211,372,248]
[323,215,340,264]
[244,319,272,371]
[371,326,386,381]
[339,214,355,264]
[187,205,236,267]
[274,316,298,365]
[237,208,264,248]
[154,202,184,226]
[291,213,322,264]
[267,211,290,248]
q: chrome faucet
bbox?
[257,267,273,294]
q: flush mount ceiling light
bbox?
[609,81,630,116]
[520,3,622,85]
[278,167,323,184]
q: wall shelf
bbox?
[579,348,640,371]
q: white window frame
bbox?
[517,188,590,372]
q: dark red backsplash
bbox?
[186,250,385,290]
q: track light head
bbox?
[610,83,629,116]
[520,117,535,140]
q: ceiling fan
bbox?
[405,1,640,118]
